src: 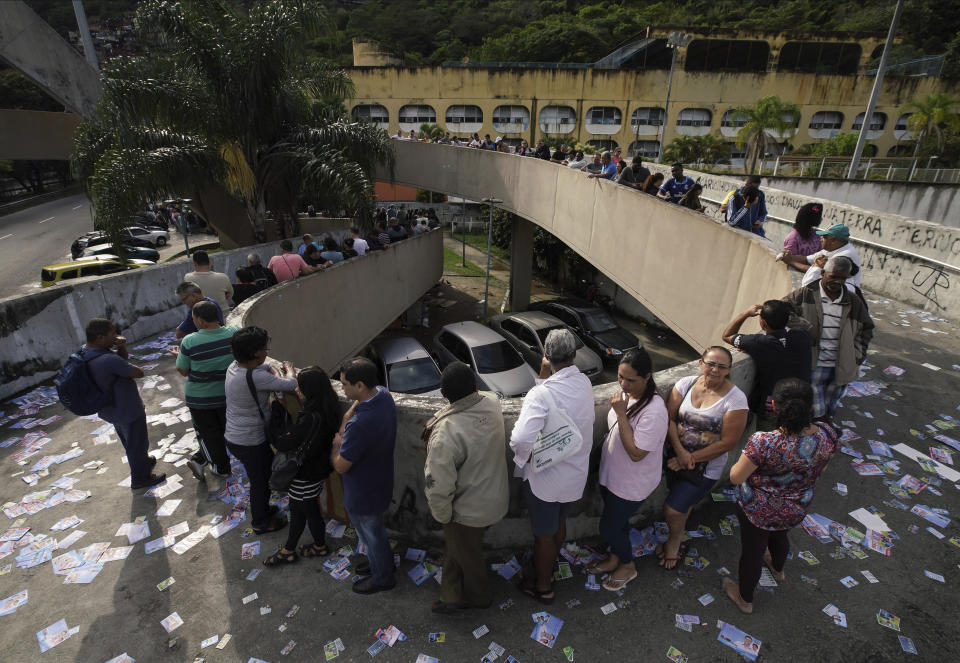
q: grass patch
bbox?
[443,247,486,276]
[450,232,511,262]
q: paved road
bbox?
[0,195,203,299]
[0,193,95,298]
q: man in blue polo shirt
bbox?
[174,281,223,338]
[331,357,398,594]
[587,151,618,181]
[657,163,696,203]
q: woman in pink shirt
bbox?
[782,203,823,257]
[587,348,668,591]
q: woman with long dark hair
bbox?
[263,366,340,565]
[587,348,669,590]
[643,172,665,195]
[723,378,838,613]
[782,202,823,257]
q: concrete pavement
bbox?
[1,288,959,661]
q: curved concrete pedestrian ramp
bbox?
[379,141,792,351]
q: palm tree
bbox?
[663,134,730,166]
[733,96,801,174]
[902,92,960,155]
[73,0,394,246]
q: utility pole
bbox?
[480,197,502,319]
[656,31,691,164]
[72,0,99,72]
[848,0,904,179]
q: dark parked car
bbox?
[528,299,641,363]
[488,311,603,383]
[71,230,153,259]
[82,242,160,263]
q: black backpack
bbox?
[55,348,111,416]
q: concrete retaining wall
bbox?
[229,231,443,372]
[650,164,960,315]
[0,240,286,399]
[762,176,960,230]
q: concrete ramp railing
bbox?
[377,140,793,352]
[229,230,443,372]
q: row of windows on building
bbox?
[353,103,918,141]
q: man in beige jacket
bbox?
[423,361,509,613]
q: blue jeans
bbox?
[351,511,394,587]
[113,414,151,482]
[599,485,644,563]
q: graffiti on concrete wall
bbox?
[911,264,951,310]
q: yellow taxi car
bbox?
[40,255,155,288]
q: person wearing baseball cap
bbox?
[778,222,862,294]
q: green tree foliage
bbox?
[0,69,63,111]
[733,96,801,174]
[72,0,395,246]
[794,132,861,156]
[903,92,960,153]
[662,134,730,165]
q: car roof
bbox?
[496,310,564,330]
[43,255,122,269]
[439,321,506,345]
[372,336,432,364]
[537,298,601,314]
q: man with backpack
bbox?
[81,318,166,489]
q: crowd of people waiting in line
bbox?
[176,206,442,309]
[80,192,872,612]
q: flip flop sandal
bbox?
[263,549,298,566]
[602,570,638,591]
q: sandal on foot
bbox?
[298,543,329,558]
[661,557,681,570]
[659,542,687,569]
[602,569,638,591]
[263,549,298,566]
[723,577,754,614]
[586,562,616,575]
[763,552,785,582]
[518,579,555,605]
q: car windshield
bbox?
[581,310,619,333]
[535,325,584,349]
[387,358,442,394]
[473,341,524,374]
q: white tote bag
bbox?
[530,386,584,473]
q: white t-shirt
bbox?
[509,366,595,503]
[351,237,369,256]
[673,375,749,480]
[184,270,233,312]
[801,243,862,291]
[599,394,668,502]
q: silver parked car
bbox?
[432,321,537,398]
[364,336,443,396]
[489,311,603,383]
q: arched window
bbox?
[586,107,622,135]
[808,111,844,139]
[630,107,664,136]
[398,104,436,130]
[444,105,483,133]
[852,112,887,135]
[492,105,530,133]
[539,105,576,134]
[675,108,712,136]
[894,113,914,141]
[627,140,660,158]
[351,104,389,129]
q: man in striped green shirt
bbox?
[176,300,238,480]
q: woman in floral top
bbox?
[723,378,838,614]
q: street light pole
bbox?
[847,0,904,179]
[656,32,690,164]
[481,197,502,319]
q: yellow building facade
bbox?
[347,29,958,160]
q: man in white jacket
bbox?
[510,329,595,604]
[424,362,508,613]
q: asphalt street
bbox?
[0,193,95,299]
[0,291,958,662]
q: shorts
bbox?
[665,473,717,514]
[523,481,573,537]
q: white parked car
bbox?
[364,336,443,397]
[432,321,538,398]
[122,225,169,247]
